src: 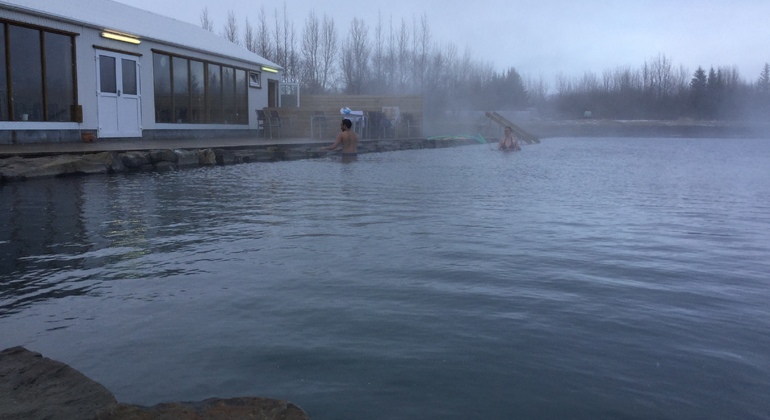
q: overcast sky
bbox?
[116,0,769,85]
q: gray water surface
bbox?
[2,137,769,419]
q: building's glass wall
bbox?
[172,57,189,123]
[10,25,43,122]
[153,51,248,125]
[235,69,248,124]
[1,21,76,122]
[190,60,205,123]
[1,18,254,126]
[222,67,235,124]
[207,63,222,124]
[0,27,6,121]
[153,53,172,123]
[44,32,75,122]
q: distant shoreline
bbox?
[519,119,770,139]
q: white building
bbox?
[0,0,283,144]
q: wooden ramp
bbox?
[485,111,540,144]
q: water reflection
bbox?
[0,173,183,315]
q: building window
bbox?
[190,60,205,123]
[207,63,222,123]
[235,69,248,124]
[0,26,7,121]
[99,56,117,93]
[152,51,248,125]
[1,21,77,122]
[152,53,172,123]
[222,67,235,124]
[45,32,76,122]
[172,56,189,123]
[121,58,138,95]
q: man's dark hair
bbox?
[341,118,352,129]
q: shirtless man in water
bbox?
[321,118,359,160]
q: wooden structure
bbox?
[266,95,424,139]
[485,111,540,144]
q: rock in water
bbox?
[0,346,117,419]
[95,397,310,419]
[0,346,311,420]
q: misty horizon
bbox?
[116,0,770,84]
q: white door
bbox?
[96,51,142,138]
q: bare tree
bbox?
[395,18,411,93]
[609,66,641,93]
[340,18,370,94]
[384,16,397,91]
[422,41,457,119]
[269,3,299,83]
[435,45,473,115]
[555,73,574,96]
[601,69,614,93]
[286,20,300,83]
[256,5,273,61]
[578,71,600,93]
[200,7,214,32]
[222,11,240,45]
[370,12,387,94]
[319,14,338,92]
[301,10,322,93]
[412,13,431,91]
[244,18,256,53]
[273,8,286,71]
[719,66,741,88]
[525,74,549,106]
[643,53,683,99]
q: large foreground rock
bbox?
[95,397,309,420]
[0,346,117,419]
[0,347,309,420]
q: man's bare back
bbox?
[322,119,359,154]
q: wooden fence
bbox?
[263,95,424,139]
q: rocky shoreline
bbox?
[0,137,480,184]
[3,120,768,184]
[0,346,309,420]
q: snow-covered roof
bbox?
[0,0,280,70]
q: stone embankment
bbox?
[0,138,480,184]
[0,346,310,420]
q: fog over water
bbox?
[117,0,770,81]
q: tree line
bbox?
[555,56,770,121]
[201,6,770,122]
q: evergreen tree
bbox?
[705,67,723,118]
[757,63,770,120]
[690,67,707,119]
[758,63,770,94]
[504,67,528,109]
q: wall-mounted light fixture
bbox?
[261,66,279,73]
[101,30,141,45]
